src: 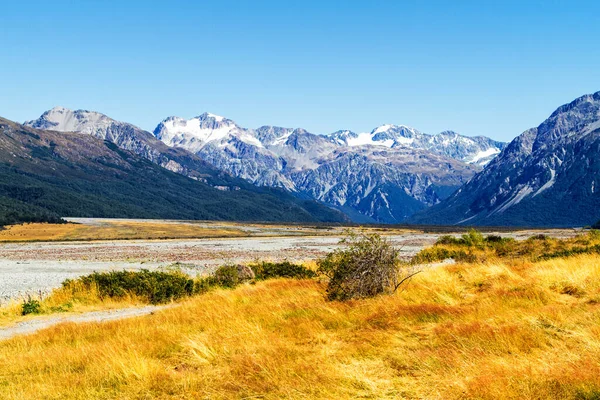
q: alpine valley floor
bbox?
[0,219,575,303]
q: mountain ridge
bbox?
[1,116,347,225]
[26,107,506,223]
[408,90,600,227]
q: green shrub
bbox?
[21,298,42,315]
[435,235,461,245]
[64,270,196,305]
[318,232,420,301]
[412,247,476,264]
[485,235,504,243]
[210,265,241,288]
[251,261,316,280]
[461,229,485,247]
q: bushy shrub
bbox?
[461,229,485,247]
[435,235,461,245]
[317,232,420,301]
[64,270,196,304]
[412,247,477,264]
[209,265,241,288]
[485,235,504,243]
[529,234,549,241]
[251,261,316,281]
[21,298,42,315]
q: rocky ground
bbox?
[0,223,578,303]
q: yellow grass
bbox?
[0,221,248,242]
[1,254,600,399]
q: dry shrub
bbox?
[317,232,420,301]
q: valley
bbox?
[0,218,576,303]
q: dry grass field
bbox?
[0,221,248,242]
[1,249,599,399]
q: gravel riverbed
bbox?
[0,228,576,302]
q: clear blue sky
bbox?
[2,0,599,141]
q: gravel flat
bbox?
[0,224,577,303]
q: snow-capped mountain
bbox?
[27,107,505,223]
[24,107,291,188]
[332,125,505,166]
[151,114,499,222]
[409,91,600,227]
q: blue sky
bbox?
[2,0,599,141]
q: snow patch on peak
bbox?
[346,132,394,148]
[467,148,501,165]
[205,113,224,122]
[47,106,72,114]
[373,124,395,134]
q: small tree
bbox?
[317,231,420,301]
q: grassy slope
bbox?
[1,255,600,399]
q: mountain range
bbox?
[15,90,600,227]
[26,108,505,223]
[0,117,347,226]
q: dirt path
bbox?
[0,305,168,341]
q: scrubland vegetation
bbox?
[413,228,600,264]
[2,231,600,399]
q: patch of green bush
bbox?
[209,265,241,288]
[250,261,316,281]
[461,229,485,247]
[414,230,600,264]
[64,270,197,305]
[21,298,42,315]
[61,261,319,307]
[411,247,476,265]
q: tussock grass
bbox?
[1,254,600,399]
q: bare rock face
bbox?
[236,264,256,282]
[409,91,600,227]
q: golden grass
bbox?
[0,221,248,242]
[2,254,600,399]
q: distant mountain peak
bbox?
[372,124,418,135]
[153,113,241,153]
[202,112,225,122]
[47,105,72,113]
[25,107,118,134]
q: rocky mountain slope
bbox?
[28,107,504,223]
[152,113,501,222]
[409,91,600,227]
[0,117,347,225]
